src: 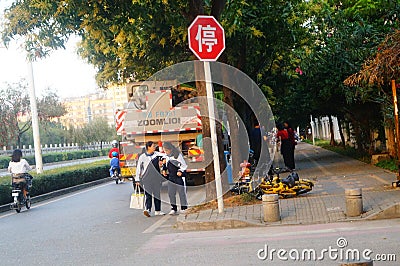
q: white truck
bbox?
[115,80,206,185]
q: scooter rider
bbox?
[8,149,33,197]
[109,151,121,177]
[108,140,119,158]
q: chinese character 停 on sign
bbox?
[195,25,218,53]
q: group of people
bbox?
[276,121,297,171]
[133,141,188,217]
[109,140,187,217]
[249,119,297,172]
[109,141,188,217]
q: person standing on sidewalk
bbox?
[276,123,295,171]
[250,121,262,165]
[135,141,165,217]
[162,142,188,215]
[284,121,296,170]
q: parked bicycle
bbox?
[256,167,314,198]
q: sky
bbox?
[0,1,98,99]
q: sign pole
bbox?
[188,15,226,213]
[204,61,224,213]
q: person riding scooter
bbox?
[108,140,119,158]
[8,149,33,198]
[109,151,121,177]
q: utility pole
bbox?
[28,60,43,174]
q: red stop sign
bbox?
[188,16,225,61]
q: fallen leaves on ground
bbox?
[187,192,260,214]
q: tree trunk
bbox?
[194,61,217,201]
[337,116,346,148]
[385,124,396,157]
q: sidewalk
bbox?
[176,142,400,230]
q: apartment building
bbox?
[60,85,127,129]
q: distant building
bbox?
[60,85,127,129]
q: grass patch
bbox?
[375,159,398,172]
[305,139,371,164]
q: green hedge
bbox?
[0,163,109,206]
[0,149,109,169]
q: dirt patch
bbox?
[187,192,260,214]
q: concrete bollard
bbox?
[345,188,363,217]
[262,194,280,222]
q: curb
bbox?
[175,201,400,231]
[364,202,400,220]
[0,178,112,213]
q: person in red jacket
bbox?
[284,121,296,170]
[108,140,119,158]
[276,123,295,171]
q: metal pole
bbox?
[204,61,224,213]
[392,80,400,181]
[310,115,315,145]
[28,60,43,174]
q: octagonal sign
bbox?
[188,15,225,61]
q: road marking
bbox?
[0,182,112,219]
[142,214,171,234]
[369,173,391,185]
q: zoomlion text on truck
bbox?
[115,80,207,185]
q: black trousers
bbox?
[143,181,161,212]
[168,176,188,211]
[281,139,295,170]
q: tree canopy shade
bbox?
[344,29,400,88]
[0,0,307,88]
[2,0,399,156]
[1,1,204,86]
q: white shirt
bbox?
[8,159,32,174]
[135,151,164,182]
[165,153,187,172]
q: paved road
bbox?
[0,180,206,265]
[0,179,397,266]
[0,145,399,265]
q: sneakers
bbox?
[154,211,166,216]
[180,209,187,214]
[169,210,177,215]
[143,209,151,217]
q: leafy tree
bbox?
[0,80,67,147]
[344,29,400,156]
[21,122,67,146]
[83,117,116,148]
[293,0,399,150]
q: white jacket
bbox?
[135,151,164,182]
